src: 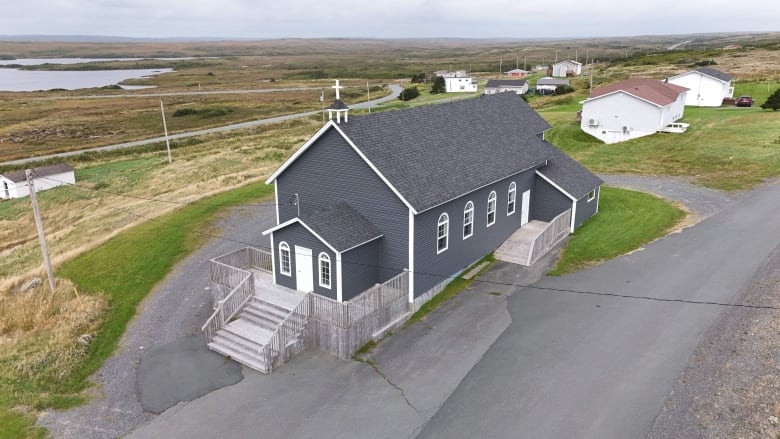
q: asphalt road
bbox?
[2,84,402,166]
[417,180,780,438]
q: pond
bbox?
[0,58,185,92]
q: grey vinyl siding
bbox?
[276,128,409,283]
[533,175,572,222]
[341,239,381,301]
[273,223,338,300]
[413,170,536,297]
[574,187,599,229]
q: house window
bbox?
[279,242,291,276]
[318,253,331,289]
[587,190,596,202]
[437,213,449,253]
[463,201,474,239]
[507,182,517,215]
[487,191,497,226]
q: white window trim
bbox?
[318,252,331,289]
[437,213,449,254]
[587,189,596,202]
[487,191,497,227]
[507,182,517,215]
[279,241,291,276]
[463,201,474,239]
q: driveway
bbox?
[417,180,780,438]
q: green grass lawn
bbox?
[549,186,685,275]
[541,86,780,191]
[0,181,273,439]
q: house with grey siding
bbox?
[262,91,602,305]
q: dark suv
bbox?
[736,96,754,107]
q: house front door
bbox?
[295,246,313,293]
[521,190,530,225]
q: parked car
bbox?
[736,96,754,107]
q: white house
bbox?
[484,79,528,95]
[535,77,570,94]
[444,76,478,93]
[1,164,75,199]
[580,78,688,144]
[667,67,734,107]
[552,60,582,77]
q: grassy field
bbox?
[0,37,779,438]
[549,186,685,275]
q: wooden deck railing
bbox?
[527,208,572,266]
[201,272,254,342]
[202,247,271,342]
[262,292,312,372]
[310,270,409,328]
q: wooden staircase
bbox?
[207,296,305,373]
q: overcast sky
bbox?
[1,0,778,39]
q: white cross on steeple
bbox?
[332,79,343,100]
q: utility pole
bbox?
[160,100,172,163]
[366,81,371,113]
[26,170,55,291]
[320,89,325,123]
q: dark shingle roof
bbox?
[301,203,383,251]
[337,93,553,212]
[485,79,528,88]
[537,146,603,199]
[536,77,570,86]
[696,67,734,82]
[2,163,74,183]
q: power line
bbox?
[52,183,780,312]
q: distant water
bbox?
[0,67,173,92]
[0,57,194,66]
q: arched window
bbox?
[507,182,517,215]
[437,213,449,253]
[279,242,291,276]
[463,201,474,239]
[318,252,331,289]
[487,191,497,226]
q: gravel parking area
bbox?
[37,204,276,439]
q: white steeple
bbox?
[327,79,349,124]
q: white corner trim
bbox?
[270,234,277,285]
[535,170,577,201]
[336,252,343,302]
[570,199,577,233]
[274,183,280,225]
[262,217,299,236]
[408,208,415,303]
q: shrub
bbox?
[431,76,446,94]
[760,88,780,111]
[172,108,198,117]
[410,73,427,83]
[555,85,575,95]
[398,86,420,101]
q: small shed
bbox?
[484,79,529,95]
[506,69,529,78]
[1,164,75,199]
[552,60,582,77]
[535,77,570,95]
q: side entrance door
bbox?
[521,190,530,225]
[295,246,313,292]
